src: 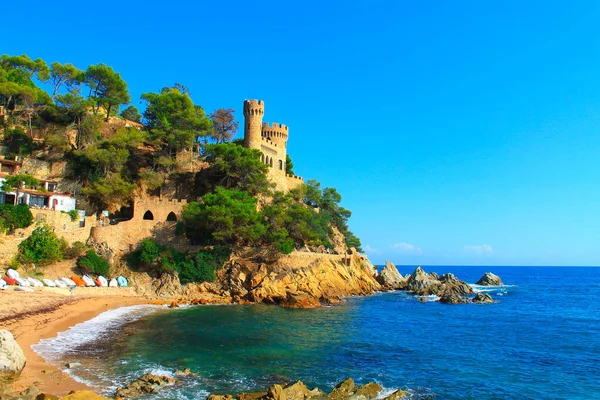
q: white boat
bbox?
[61,277,76,286]
[117,276,128,287]
[27,277,42,287]
[108,278,118,287]
[82,275,96,287]
[15,277,30,287]
[14,286,34,292]
[97,276,108,287]
[54,280,67,288]
[43,279,57,287]
[0,278,6,289]
[7,269,20,279]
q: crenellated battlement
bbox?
[286,174,304,181]
[261,137,278,147]
[243,99,264,117]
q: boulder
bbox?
[114,373,176,398]
[376,261,407,290]
[280,291,320,309]
[473,293,494,304]
[0,330,26,379]
[329,378,355,400]
[352,382,383,399]
[282,381,313,400]
[267,384,287,400]
[438,292,470,304]
[475,272,503,286]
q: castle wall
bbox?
[132,196,186,222]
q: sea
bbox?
[32,266,600,400]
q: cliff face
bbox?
[214,249,380,308]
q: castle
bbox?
[243,100,303,192]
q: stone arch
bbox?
[166,211,177,222]
[269,158,273,167]
[279,159,283,170]
[143,210,154,220]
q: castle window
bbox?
[279,160,283,170]
[166,212,177,222]
[143,210,154,220]
[270,158,273,167]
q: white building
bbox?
[0,177,77,212]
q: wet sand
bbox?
[0,288,150,395]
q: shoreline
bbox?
[1,289,152,396]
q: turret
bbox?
[261,122,288,147]
[243,99,264,149]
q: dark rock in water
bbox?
[439,292,470,304]
[115,373,176,398]
[376,261,407,290]
[475,272,503,286]
[473,293,494,303]
[329,378,355,400]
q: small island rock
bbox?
[472,293,494,303]
[475,272,503,286]
[0,330,26,379]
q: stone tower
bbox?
[243,99,264,149]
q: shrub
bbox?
[77,250,110,276]
[178,247,230,284]
[18,225,64,266]
[0,204,34,233]
[65,241,87,259]
[68,210,79,221]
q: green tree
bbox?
[120,105,142,123]
[286,154,294,175]
[142,86,212,153]
[77,250,110,275]
[198,143,271,196]
[85,63,130,121]
[209,108,238,143]
[182,187,266,245]
[2,127,33,159]
[18,225,64,265]
[1,174,40,205]
[82,175,136,212]
[45,62,84,99]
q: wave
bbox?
[469,284,516,294]
[32,304,163,363]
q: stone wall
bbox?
[132,196,186,222]
[0,209,95,263]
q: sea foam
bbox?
[32,304,163,362]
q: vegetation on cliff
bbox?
[1,53,362,263]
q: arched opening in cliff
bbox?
[166,212,177,222]
[143,210,154,220]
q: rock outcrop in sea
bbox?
[114,373,176,398]
[475,272,504,286]
[0,330,26,379]
[208,377,408,400]
[376,261,408,290]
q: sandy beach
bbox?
[0,287,151,396]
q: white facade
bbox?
[0,177,77,211]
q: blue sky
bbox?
[4,1,600,265]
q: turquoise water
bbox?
[34,266,600,399]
